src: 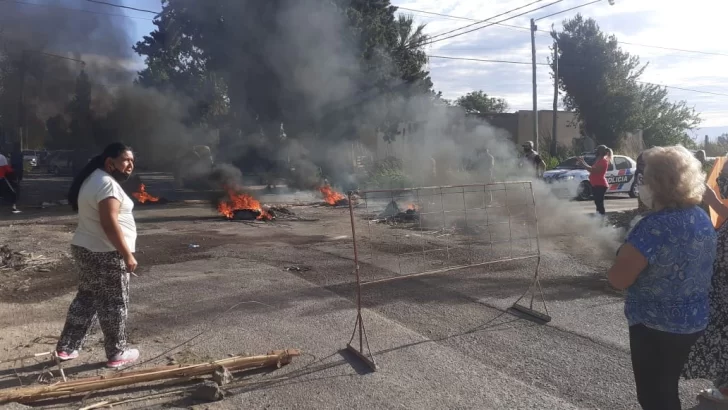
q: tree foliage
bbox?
[455,91,509,115]
[133,0,433,144]
[67,70,93,149]
[551,15,700,148]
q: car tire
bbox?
[577,181,592,201]
[629,174,640,198]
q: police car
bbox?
[543,154,639,200]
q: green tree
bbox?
[134,0,433,141]
[455,91,509,115]
[393,14,432,92]
[551,15,644,148]
[638,83,700,147]
[133,6,227,126]
[552,15,700,148]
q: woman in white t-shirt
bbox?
[56,142,140,368]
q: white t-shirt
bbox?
[71,169,137,253]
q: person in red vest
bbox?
[0,148,20,213]
[578,145,611,216]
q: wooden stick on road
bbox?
[0,349,301,404]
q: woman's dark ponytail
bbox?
[67,142,131,212]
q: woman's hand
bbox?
[608,243,647,290]
[124,253,138,273]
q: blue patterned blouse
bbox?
[624,206,717,334]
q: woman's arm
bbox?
[99,197,133,259]
[703,185,728,220]
[578,158,593,172]
[608,243,648,290]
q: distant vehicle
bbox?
[47,150,73,175]
[37,150,51,166]
[543,154,638,200]
[22,150,38,167]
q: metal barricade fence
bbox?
[344,181,550,370]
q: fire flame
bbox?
[407,203,419,211]
[319,185,346,205]
[217,187,272,220]
[132,184,160,204]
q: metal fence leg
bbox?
[346,192,377,371]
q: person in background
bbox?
[695,149,707,165]
[10,143,23,183]
[9,143,23,213]
[577,145,610,216]
[683,158,728,403]
[608,145,716,410]
[56,142,140,368]
[0,147,19,213]
[519,141,546,178]
[635,152,648,213]
[481,148,495,183]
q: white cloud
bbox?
[397,0,728,129]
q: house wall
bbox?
[516,110,581,148]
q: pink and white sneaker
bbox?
[56,350,79,361]
[106,349,140,369]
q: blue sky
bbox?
[120,1,728,138]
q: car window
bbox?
[556,156,597,169]
[614,156,631,170]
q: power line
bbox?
[428,54,728,98]
[534,0,602,21]
[618,42,728,58]
[396,7,474,22]
[396,5,728,58]
[425,0,551,42]
[636,82,728,98]
[84,0,158,15]
[430,55,537,66]
[0,0,154,21]
[409,0,568,49]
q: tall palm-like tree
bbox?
[393,14,430,88]
[395,14,428,50]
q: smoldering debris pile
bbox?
[375,200,420,223]
[608,209,646,231]
[0,245,52,271]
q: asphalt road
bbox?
[4,174,717,410]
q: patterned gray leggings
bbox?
[56,245,130,359]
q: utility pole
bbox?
[528,1,616,153]
[530,18,539,152]
[17,50,27,151]
[551,41,558,157]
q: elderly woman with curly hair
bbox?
[608,145,717,410]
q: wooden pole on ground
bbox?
[0,349,300,404]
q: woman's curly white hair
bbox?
[642,145,705,208]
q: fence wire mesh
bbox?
[351,181,541,285]
[345,182,546,370]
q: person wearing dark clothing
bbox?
[519,141,546,178]
[10,144,23,182]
